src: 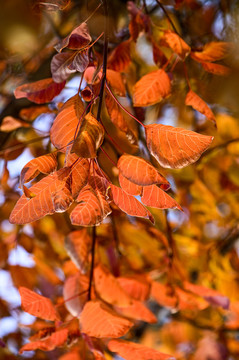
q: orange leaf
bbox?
[161,30,191,60]
[141,185,182,210]
[185,89,215,123]
[63,274,89,316]
[9,168,71,224]
[0,116,30,132]
[65,229,92,273]
[110,184,154,223]
[117,154,170,187]
[133,69,171,107]
[115,300,157,323]
[80,300,133,338]
[119,173,143,196]
[201,61,231,76]
[105,91,137,144]
[108,339,175,360]
[19,328,68,353]
[108,40,132,72]
[70,185,111,226]
[71,113,104,158]
[65,153,90,198]
[20,153,58,188]
[117,276,150,301]
[14,78,65,104]
[106,70,126,96]
[50,94,85,152]
[191,41,232,63]
[19,287,60,321]
[151,282,177,308]
[19,105,51,121]
[94,265,132,307]
[55,22,91,52]
[145,124,213,168]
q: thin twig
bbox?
[155,0,179,35]
[88,226,96,301]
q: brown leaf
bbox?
[108,339,175,360]
[80,301,133,338]
[185,89,215,123]
[161,30,191,60]
[133,69,171,107]
[50,94,85,152]
[20,153,58,188]
[14,78,65,104]
[191,41,232,63]
[145,124,213,168]
[19,287,60,321]
[71,113,104,158]
[68,49,89,73]
[119,173,143,196]
[141,185,182,210]
[65,153,90,198]
[55,22,91,52]
[0,116,30,132]
[51,52,76,83]
[65,229,92,273]
[108,40,132,72]
[117,154,170,187]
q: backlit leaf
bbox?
[115,300,157,323]
[19,287,60,321]
[116,276,151,301]
[51,52,76,83]
[201,61,231,76]
[55,22,92,52]
[119,173,143,196]
[94,265,132,307]
[133,69,171,107]
[0,116,30,132]
[50,94,85,151]
[9,168,71,224]
[108,40,131,72]
[71,113,104,158]
[191,41,232,62]
[151,282,177,308]
[117,154,170,187]
[106,70,126,96]
[65,153,90,198]
[145,124,213,168]
[20,153,58,188]
[14,78,65,104]
[108,339,175,360]
[110,184,154,223]
[65,229,92,273]
[63,274,89,316]
[161,30,191,60]
[141,185,182,210]
[68,49,89,73]
[185,89,215,123]
[80,301,133,338]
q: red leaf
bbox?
[160,30,191,60]
[65,229,92,273]
[19,287,60,321]
[19,328,68,353]
[14,78,65,104]
[9,168,71,224]
[133,69,171,107]
[116,276,151,301]
[63,274,89,316]
[108,40,132,72]
[94,265,132,307]
[141,185,182,210]
[117,154,170,187]
[145,124,213,168]
[50,94,85,152]
[80,301,133,338]
[191,41,232,63]
[115,300,157,323]
[51,52,76,83]
[20,153,58,188]
[201,61,231,76]
[65,153,90,198]
[119,173,143,196]
[108,339,175,360]
[110,184,154,223]
[71,113,105,158]
[185,89,215,123]
[68,49,89,73]
[55,22,92,52]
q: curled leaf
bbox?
[161,30,191,60]
[55,22,91,52]
[185,89,215,123]
[65,229,92,273]
[191,41,232,63]
[51,52,76,83]
[0,116,30,132]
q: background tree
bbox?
[0,0,239,359]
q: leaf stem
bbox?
[88,226,96,301]
[155,0,179,35]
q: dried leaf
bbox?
[14,78,65,104]
[145,124,213,168]
[201,61,231,76]
[65,229,92,273]
[106,70,126,96]
[51,52,76,83]
[0,116,30,132]
[161,30,191,60]
[65,153,90,198]
[185,89,215,123]
[108,40,131,72]
[133,69,171,107]
[55,22,91,52]
[191,41,232,63]
[68,49,89,73]
[19,287,60,321]
[80,301,133,338]
[141,185,182,210]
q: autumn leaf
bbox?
[20,153,58,188]
[108,39,132,72]
[185,89,215,123]
[160,30,191,60]
[0,116,30,132]
[33,0,70,11]
[116,276,151,301]
[71,113,104,158]
[55,22,92,52]
[51,52,76,83]
[119,173,143,196]
[63,274,90,316]
[19,287,60,321]
[94,265,132,307]
[14,78,65,104]
[80,301,134,338]
[106,70,126,96]
[19,105,51,121]
[65,229,92,273]
[9,168,71,224]
[68,49,89,73]
[110,184,154,223]
[65,153,90,198]
[133,69,171,107]
[108,339,175,360]
[117,154,170,187]
[191,41,232,62]
[115,300,157,323]
[141,185,182,210]
[201,61,231,76]
[145,124,213,168]
[50,94,85,151]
